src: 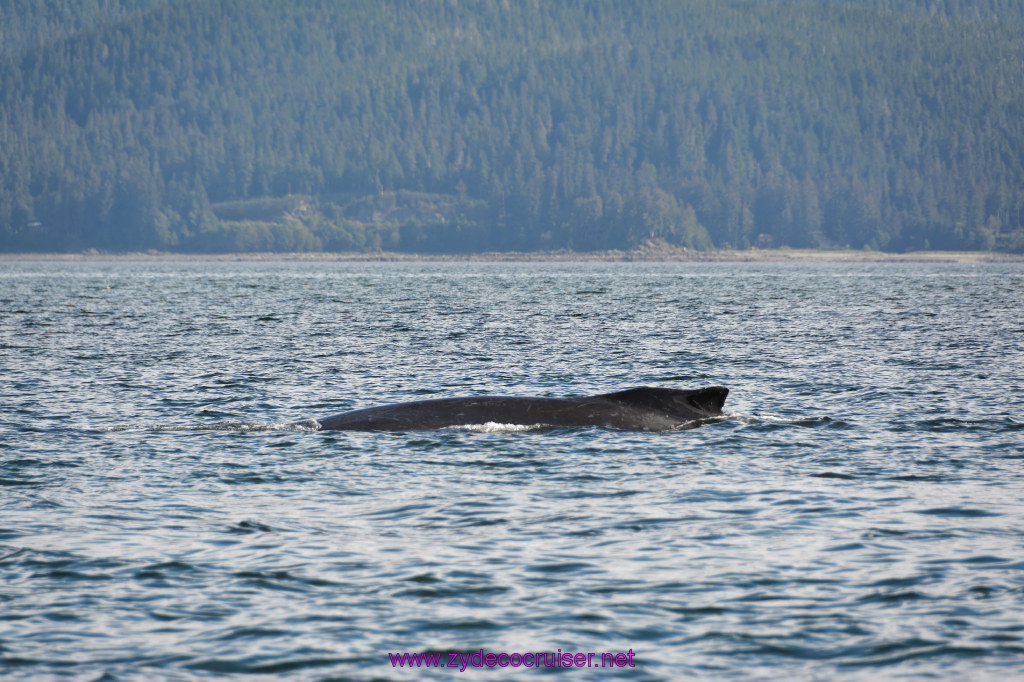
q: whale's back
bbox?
[316,386,729,432]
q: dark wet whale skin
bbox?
[316,386,729,432]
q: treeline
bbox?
[847,0,1024,22]
[1,0,1023,253]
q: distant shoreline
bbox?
[2,248,1022,263]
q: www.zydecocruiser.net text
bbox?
[389,649,637,671]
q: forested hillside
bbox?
[0,0,176,56]
[2,0,1022,253]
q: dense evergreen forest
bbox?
[2,0,1023,253]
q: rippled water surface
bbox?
[1,260,1023,680]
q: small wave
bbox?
[726,413,840,428]
[101,420,321,433]
[916,507,999,518]
[669,416,729,431]
[228,520,278,534]
[917,416,1023,432]
[202,421,320,432]
[454,422,550,433]
[727,412,789,424]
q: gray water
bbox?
[1,260,1022,681]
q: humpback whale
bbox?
[316,386,729,432]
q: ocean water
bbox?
[1,259,1022,681]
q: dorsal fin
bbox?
[683,386,729,414]
[597,386,729,416]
